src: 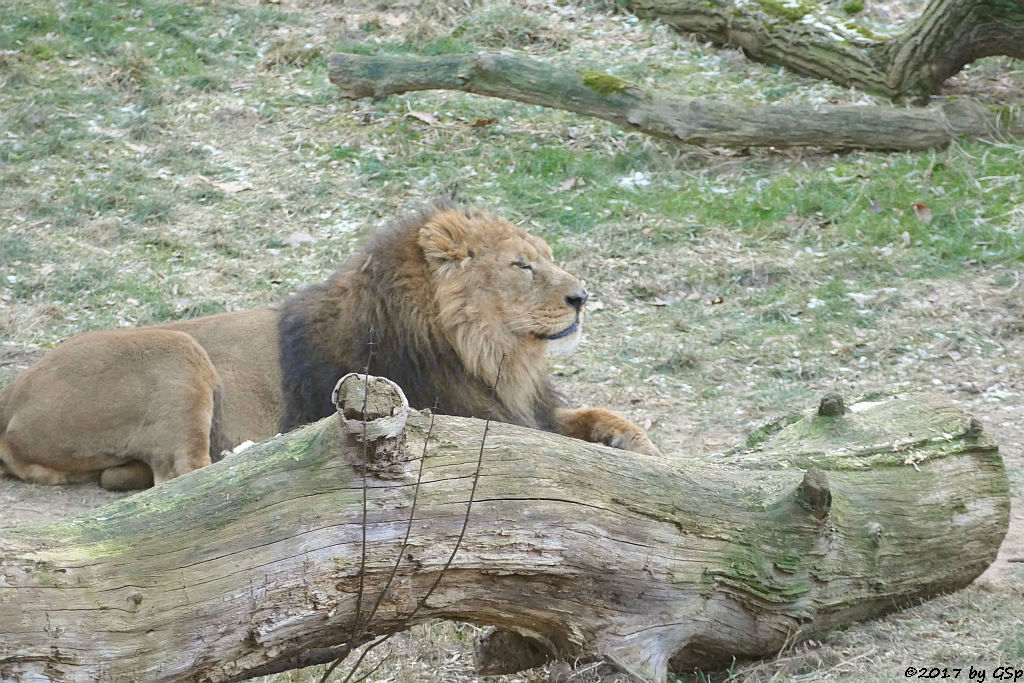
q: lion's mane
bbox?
[277,200,563,433]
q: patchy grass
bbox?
[1,0,1022,681]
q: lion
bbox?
[0,200,659,490]
[0,329,222,490]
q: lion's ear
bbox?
[418,212,472,263]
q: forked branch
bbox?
[627,0,1024,101]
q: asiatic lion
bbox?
[0,201,659,490]
[0,329,223,490]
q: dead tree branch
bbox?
[627,0,1024,101]
[328,52,1024,150]
[0,388,1009,682]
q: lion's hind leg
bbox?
[0,437,100,485]
[148,438,213,487]
[138,390,216,488]
[554,407,662,456]
[100,424,213,491]
[108,330,220,489]
[100,461,154,491]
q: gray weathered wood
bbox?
[628,0,1024,101]
[327,52,1024,150]
[0,390,1009,682]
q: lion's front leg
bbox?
[554,407,661,456]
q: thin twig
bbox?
[319,634,389,683]
[337,637,390,683]
[363,408,436,624]
[564,660,605,681]
[351,331,375,638]
[408,355,503,617]
[814,649,874,677]
[330,409,439,682]
[338,634,393,683]
[324,358,501,683]
[316,649,351,683]
[320,332,375,683]
[347,648,393,683]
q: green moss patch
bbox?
[581,70,633,95]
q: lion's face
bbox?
[418,207,589,368]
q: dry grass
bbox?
[1,0,1022,681]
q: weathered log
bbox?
[327,52,1024,150]
[628,0,1024,101]
[0,382,1009,682]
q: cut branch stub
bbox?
[333,373,410,438]
[333,373,411,477]
[817,393,846,417]
[796,467,832,519]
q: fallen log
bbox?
[327,52,1024,150]
[0,380,1009,682]
[628,0,1024,101]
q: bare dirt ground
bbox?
[1,0,1020,678]
[2,273,1021,682]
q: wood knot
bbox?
[333,373,410,440]
[796,467,831,519]
[817,393,846,417]
[333,374,411,478]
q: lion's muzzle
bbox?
[539,319,580,341]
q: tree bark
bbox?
[627,0,1024,102]
[0,382,1009,683]
[327,52,1024,150]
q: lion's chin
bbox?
[539,320,583,356]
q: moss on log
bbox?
[627,0,1024,101]
[327,52,1024,150]
[0,391,1009,682]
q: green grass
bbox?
[2,0,1021,365]
[1,0,1023,679]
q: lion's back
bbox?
[2,328,218,437]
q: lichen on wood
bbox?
[328,52,1024,150]
[756,0,813,23]
[580,70,633,95]
[0,390,1009,682]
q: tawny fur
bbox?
[0,330,220,490]
[277,201,582,431]
[0,201,659,490]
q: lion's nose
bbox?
[565,289,588,312]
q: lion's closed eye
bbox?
[512,260,534,272]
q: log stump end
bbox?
[333,373,410,440]
[333,373,411,478]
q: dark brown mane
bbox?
[276,202,560,433]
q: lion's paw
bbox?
[557,407,662,457]
[605,429,662,457]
